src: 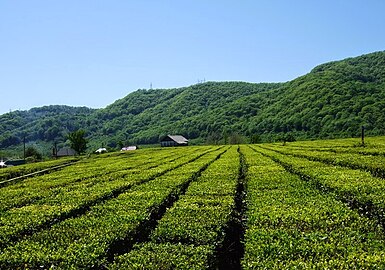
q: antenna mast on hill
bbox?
[150,83,153,90]
[197,78,206,84]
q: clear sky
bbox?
[1,0,384,114]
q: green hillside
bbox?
[91,82,281,146]
[1,51,384,153]
[252,51,385,138]
[0,106,94,147]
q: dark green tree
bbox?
[25,146,42,161]
[228,132,244,144]
[250,134,261,144]
[285,133,296,142]
[67,130,88,155]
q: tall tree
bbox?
[67,130,88,155]
[25,146,42,161]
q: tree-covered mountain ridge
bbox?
[1,50,385,151]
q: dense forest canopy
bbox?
[1,51,385,155]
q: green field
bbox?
[2,137,385,269]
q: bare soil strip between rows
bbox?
[215,147,247,270]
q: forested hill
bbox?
[91,82,282,145]
[1,50,385,152]
[250,51,385,139]
[0,106,95,148]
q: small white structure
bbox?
[95,148,108,154]
[0,159,7,168]
[121,146,137,151]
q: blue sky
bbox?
[1,0,384,114]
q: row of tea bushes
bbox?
[256,146,385,220]
[110,146,240,269]
[0,157,76,182]
[0,147,213,249]
[242,146,385,269]
[263,144,385,178]
[0,147,225,268]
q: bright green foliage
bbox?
[0,147,204,249]
[111,146,239,268]
[150,146,239,245]
[151,195,234,245]
[0,157,75,181]
[3,139,385,269]
[262,143,385,178]
[242,146,385,269]
[0,147,224,268]
[255,146,385,212]
[285,137,385,158]
[110,243,215,270]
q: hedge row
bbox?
[262,144,385,178]
[255,146,385,218]
[0,146,212,249]
[0,157,76,182]
[110,146,240,269]
[242,146,385,269]
[0,147,225,268]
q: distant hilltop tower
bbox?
[197,78,206,84]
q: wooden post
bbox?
[53,142,57,158]
[23,135,26,159]
[361,126,365,146]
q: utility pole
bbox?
[53,142,57,158]
[361,126,365,146]
[23,135,26,160]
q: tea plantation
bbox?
[2,137,385,269]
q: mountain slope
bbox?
[251,51,385,138]
[1,50,385,152]
[0,106,95,147]
[91,81,281,145]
